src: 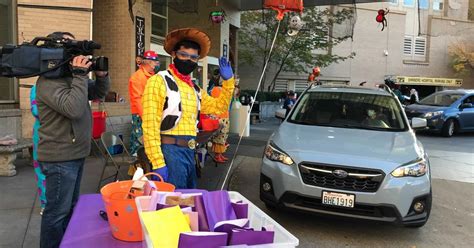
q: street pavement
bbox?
[0,119,472,247]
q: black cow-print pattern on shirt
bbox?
[157,70,201,132]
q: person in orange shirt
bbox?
[129,50,160,155]
[210,81,231,163]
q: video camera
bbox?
[0,36,108,79]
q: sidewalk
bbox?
[0,118,279,248]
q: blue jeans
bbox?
[162,136,197,189]
[39,158,85,248]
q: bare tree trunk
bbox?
[268,39,297,92]
[260,14,272,92]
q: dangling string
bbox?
[220,20,282,190]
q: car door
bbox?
[458,95,474,130]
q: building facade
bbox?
[239,0,474,95]
[0,0,240,143]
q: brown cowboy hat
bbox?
[164,28,211,58]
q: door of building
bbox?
[0,0,16,103]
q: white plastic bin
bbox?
[229,105,250,137]
[135,191,299,248]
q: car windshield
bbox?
[418,92,464,107]
[288,91,407,131]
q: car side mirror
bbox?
[275,108,286,120]
[460,103,473,109]
[411,117,427,130]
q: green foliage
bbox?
[448,40,473,77]
[239,7,356,91]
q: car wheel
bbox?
[441,119,456,137]
[264,202,277,210]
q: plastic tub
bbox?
[135,191,299,248]
[100,174,175,242]
[92,111,107,139]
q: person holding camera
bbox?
[35,32,110,248]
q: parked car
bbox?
[261,85,431,227]
[405,90,474,137]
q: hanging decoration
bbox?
[209,10,227,24]
[307,66,320,83]
[375,8,389,31]
[264,0,304,21]
[287,15,304,36]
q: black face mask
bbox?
[173,57,197,75]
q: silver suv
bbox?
[261,85,432,227]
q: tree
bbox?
[239,6,356,92]
[449,40,474,76]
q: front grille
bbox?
[281,193,398,219]
[299,163,385,192]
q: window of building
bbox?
[419,0,429,9]
[433,0,444,11]
[403,36,413,55]
[403,0,415,7]
[404,0,429,8]
[403,35,427,59]
[389,0,399,5]
[152,0,168,40]
[0,0,16,102]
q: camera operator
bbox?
[35,32,110,248]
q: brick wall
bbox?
[93,0,151,111]
[168,0,222,58]
[17,3,92,138]
[18,0,91,8]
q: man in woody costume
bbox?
[142,28,234,189]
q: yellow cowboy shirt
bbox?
[142,68,234,169]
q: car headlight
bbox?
[264,142,294,165]
[423,111,443,118]
[391,158,428,177]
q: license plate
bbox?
[322,191,355,208]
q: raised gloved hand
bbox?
[219,57,233,80]
[152,166,168,182]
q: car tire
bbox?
[264,202,277,210]
[441,119,457,137]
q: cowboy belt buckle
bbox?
[188,139,196,149]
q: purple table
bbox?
[60,194,142,248]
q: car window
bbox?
[288,92,407,131]
[463,95,474,104]
[419,92,464,107]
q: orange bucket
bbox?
[100,173,175,241]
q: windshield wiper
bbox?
[289,120,315,125]
[336,124,399,131]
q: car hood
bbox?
[272,122,425,173]
[405,104,448,113]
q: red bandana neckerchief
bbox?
[169,64,194,88]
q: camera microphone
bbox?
[65,40,101,55]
